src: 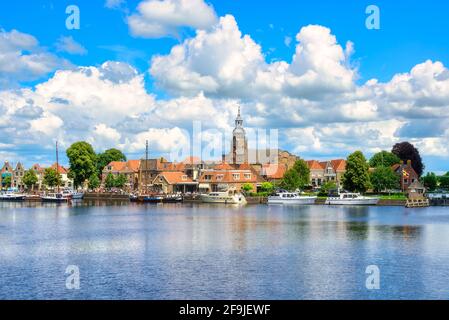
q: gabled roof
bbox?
[153,171,195,185]
[306,160,324,170]
[214,162,235,170]
[105,160,141,173]
[51,163,68,174]
[262,163,287,179]
[392,162,418,177]
[331,159,346,171]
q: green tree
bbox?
[293,159,311,189]
[114,174,127,189]
[370,166,400,193]
[392,142,425,177]
[88,174,100,190]
[422,172,438,191]
[259,182,275,194]
[280,168,301,191]
[241,183,254,193]
[2,175,11,188]
[343,151,371,193]
[318,181,337,197]
[66,141,97,188]
[22,169,38,190]
[369,151,400,168]
[105,173,116,190]
[43,168,62,189]
[96,148,127,175]
[438,175,449,189]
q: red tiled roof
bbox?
[214,162,235,170]
[106,160,141,173]
[154,172,195,184]
[199,170,257,183]
[51,163,68,174]
[331,159,346,171]
[262,163,287,179]
[306,160,324,170]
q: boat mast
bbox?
[145,140,149,194]
[56,140,60,193]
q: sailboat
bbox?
[41,141,70,203]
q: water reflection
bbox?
[0,202,448,299]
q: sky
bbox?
[0,0,448,173]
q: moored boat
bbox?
[268,191,317,205]
[200,190,247,205]
[325,192,379,205]
[0,192,26,201]
[41,193,69,203]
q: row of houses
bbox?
[100,155,350,193]
[0,161,73,190]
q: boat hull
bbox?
[325,198,379,205]
[41,198,69,203]
[0,196,25,201]
[200,195,247,205]
[268,197,317,205]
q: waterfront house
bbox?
[198,162,260,193]
[139,158,187,191]
[0,161,14,189]
[50,163,73,189]
[102,160,141,191]
[260,163,287,184]
[31,164,45,190]
[306,159,347,188]
[12,162,25,190]
[152,172,198,194]
[392,160,419,192]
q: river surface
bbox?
[1,202,449,300]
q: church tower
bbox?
[231,106,248,164]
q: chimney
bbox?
[222,154,226,163]
[407,160,412,167]
[400,160,404,165]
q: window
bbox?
[182,175,188,181]
[232,173,240,180]
[216,174,224,181]
[244,173,251,179]
[204,175,212,181]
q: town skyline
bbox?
[1,1,449,173]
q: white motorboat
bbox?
[325,192,379,205]
[41,193,69,203]
[200,191,247,205]
[268,191,317,205]
[0,192,25,201]
[61,188,84,200]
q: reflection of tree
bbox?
[376,225,422,240]
[345,222,370,240]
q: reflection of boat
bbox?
[200,191,247,205]
[268,191,316,205]
[163,194,183,203]
[0,192,26,201]
[41,193,69,203]
[325,192,379,205]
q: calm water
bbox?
[1,201,449,300]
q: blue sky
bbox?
[0,0,448,173]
